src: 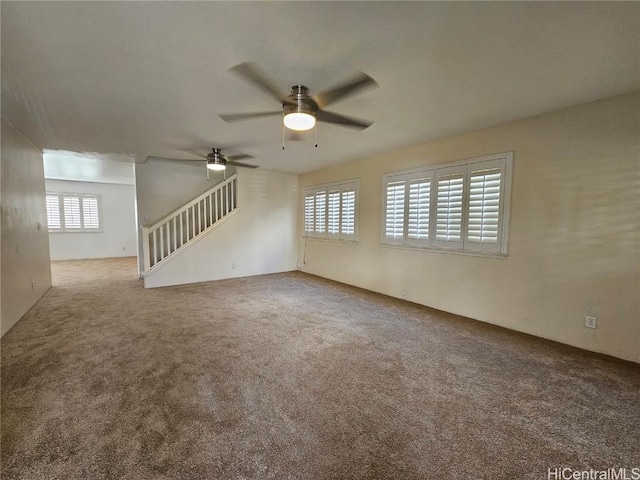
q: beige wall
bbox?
[1,119,52,337]
[298,92,640,363]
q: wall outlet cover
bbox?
[585,315,597,329]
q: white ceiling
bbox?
[2,2,639,175]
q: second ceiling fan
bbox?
[219,62,378,146]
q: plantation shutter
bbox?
[45,194,62,230]
[304,194,315,235]
[433,166,465,249]
[315,191,327,236]
[327,190,341,236]
[341,189,356,239]
[407,176,431,245]
[381,152,511,254]
[63,195,82,229]
[82,196,100,229]
[304,180,358,241]
[466,159,504,252]
[384,179,406,244]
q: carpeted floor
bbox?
[1,258,639,479]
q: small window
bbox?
[45,192,103,232]
[303,179,358,242]
[382,152,512,255]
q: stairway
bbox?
[140,174,238,275]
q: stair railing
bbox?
[141,173,238,273]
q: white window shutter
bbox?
[304,193,315,236]
[314,191,327,236]
[327,191,341,236]
[82,196,101,229]
[63,195,82,229]
[433,167,465,249]
[304,194,315,235]
[381,152,512,255]
[45,194,62,230]
[384,180,406,243]
[341,189,356,239]
[466,158,504,252]
[407,177,431,245]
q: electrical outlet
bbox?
[297,261,301,269]
[402,291,408,299]
[585,315,597,329]
[349,267,354,274]
[232,261,237,269]
[31,280,35,290]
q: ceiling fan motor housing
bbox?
[207,148,227,168]
[284,85,318,116]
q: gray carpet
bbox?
[1,258,639,479]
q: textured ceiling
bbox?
[2,2,639,175]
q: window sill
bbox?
[380,242,507,259]
[303,236,359,245]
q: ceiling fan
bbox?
[219,62,378,147]
[150,148,257,180]
[197,148,258,171]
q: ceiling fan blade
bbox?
[226,161,258,169]
[313,72,378,108]
[316,110,373,129]
[226,154,254,161]
[177,148,209,159]
[146,155,203,163]
[219,111,282,123]
[229,62,293,104]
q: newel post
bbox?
[141,226,151,272]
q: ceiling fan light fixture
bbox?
[283,112,316,131]
[206,158,226,171]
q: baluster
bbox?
[216,190,220,221]
[172,217,176,253]
[160,224,166,260]
[231,178,236,209]
[208,193,213,227]
[195,201,199,235]
[190,205,195,240]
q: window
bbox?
[45,192,103,232]
[303,180,358,241]
[382,152,512,255]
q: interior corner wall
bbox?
[1,118,52,337]
[142,168,298,288]
[45,179,137,260]
[298,91,640,363]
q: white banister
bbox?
[141,174,238,274]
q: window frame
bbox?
[45,192,104,233]
[303,179,359,243]
[381,152,513,257]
